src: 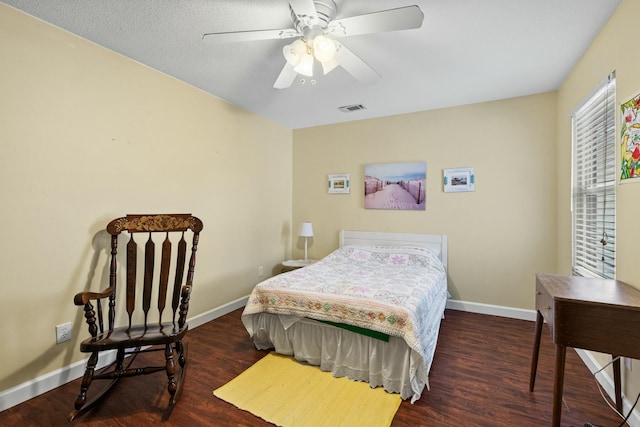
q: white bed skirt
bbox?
[242,312,428,402]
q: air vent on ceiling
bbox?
[338,104,366,113]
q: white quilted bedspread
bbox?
[243,245,448,373]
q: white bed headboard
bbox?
[339,230,448,269]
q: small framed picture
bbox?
[328,174,350,194]
[443,168,475,192]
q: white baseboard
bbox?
[0,295,249,412]
[188,295,249,329]
[446,298,537,321]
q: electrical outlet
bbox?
[625,357,632,371]
[56,322,72,344]
[258,265,264,277]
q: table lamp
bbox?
[298,222,313,262]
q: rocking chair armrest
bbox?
[73,287,115,306]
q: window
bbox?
[572,72,616,279]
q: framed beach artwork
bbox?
[328,174,350,194]
[620,91,640,183]
[443,168,475,192]
[364,162,426,210]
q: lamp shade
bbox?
[298,222,314,237]
[283,39,307,66]
[312,35,337,62]
[294,52,314,77]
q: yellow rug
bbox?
[213,353,402,427]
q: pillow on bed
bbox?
[338,245,442,268]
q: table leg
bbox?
[613,355,622,413]
[529,310,544,392]
[552,344,567,427]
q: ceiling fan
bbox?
[202,0,424,89]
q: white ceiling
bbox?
[2,0,622,129]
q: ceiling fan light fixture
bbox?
[294,52,314,77]
[312,35,337,62]
[283,39,307,67]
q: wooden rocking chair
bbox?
[68,214,203,421]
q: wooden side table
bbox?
[529,272,640,427]
[281,259,316,273]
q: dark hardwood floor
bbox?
[0,309,626,426]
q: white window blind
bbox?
[572,72,616,279]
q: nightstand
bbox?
[281,259,316,273]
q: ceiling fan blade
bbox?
[274,63,298,89]
[203,28,299,43]
[327,5,424,37]
[289,0,319,22]
[334,42,380,85]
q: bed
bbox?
[241,230,448,403]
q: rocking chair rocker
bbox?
[68,214,203,421]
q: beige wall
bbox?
[292,92,558,309]
[0,5,292,392]
[556,0,640,402]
